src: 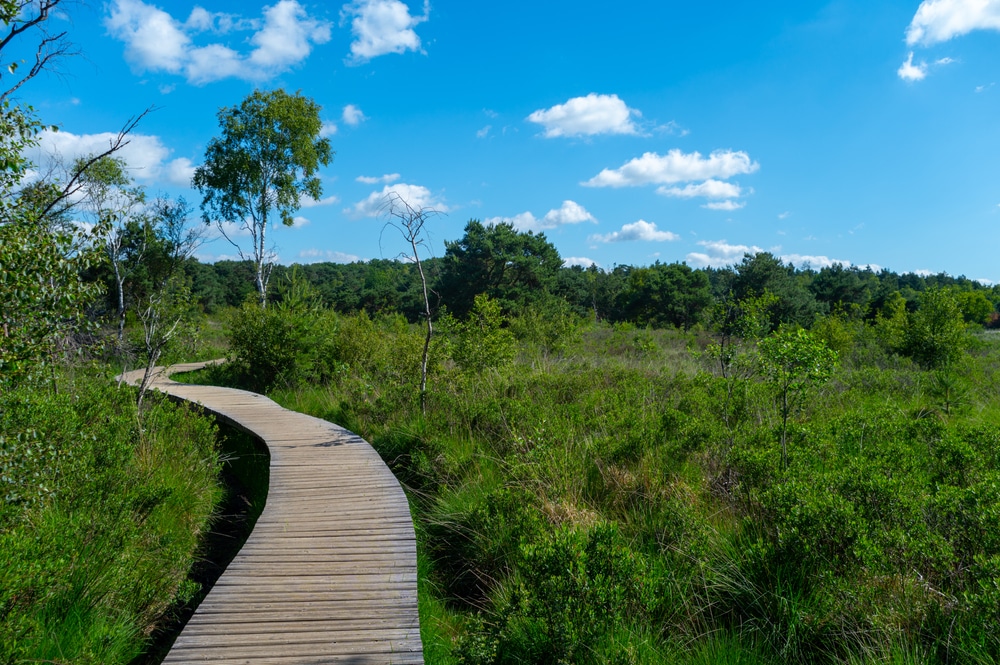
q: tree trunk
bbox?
[412,237,432,414]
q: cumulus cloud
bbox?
[905,0,1000,46]
[685,239,878,271]
[105,0,331,85]
[342,0,429,64]
[486,200,597,233]
[584,149,758,188]
[347,182,446,217]
[590,220,680,243]
[685,240,765,267]
[342,104,367,126]
[298,248,362,263]
[320,121,338,137]
[898,51,928,81]
[356,173,400,184]
[657,179,742,199]
[33,128,194,187]
[527,93,639,138]
[564,256,598,268]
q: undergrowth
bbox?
[0,369,221,664]
[194,296,1000,664]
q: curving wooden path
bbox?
[122,362,423,664]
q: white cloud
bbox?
[686,239,879,271]
[298,248,362,263]
[105,0,190,74]
[476,125,492,139]
[898,52,928,81]
[356,173,400,184]
[347,182,446,217]
[781,254,850,270]
[342,0,429,64]
[342,104,367,126]
[34,128,194,187]
[291,215,310,228]
[584,149,759,188]
[703,200,746,211]
[564,256,598,268]
[320,121,338,137]
[486,200,597,233]
[905,0,1000,46]
[105,0,331,85]
[685,240,765,267]
[184,7,257,33]
[248,0,331,70]
[913,268,934,276]
[298,194,339,208]
[778,211,791,220]
[526,93,639,138]
[590,219,680,243]
[657,179,742,199]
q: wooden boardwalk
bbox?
[122,362,423,664]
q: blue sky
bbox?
[15,0,1000,281]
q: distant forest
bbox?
[131,220,1000,330]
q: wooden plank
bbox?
[119,361,424,664]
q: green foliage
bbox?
[617,261,712,330]
[902,287,970,368]
[451,294,517,373]
[439,220,563,318]
[194,88,333,304]
[0,373,220,664]
[758,327,838,465]
[225,299,312,392]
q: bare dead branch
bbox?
[39,107,152,220]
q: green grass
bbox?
[0,370,222,665]
[197,308,1000,664]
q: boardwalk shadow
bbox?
[132,421,270,665]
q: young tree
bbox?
[380,191,441,412]
[758,327,838,467]
[194,89,333,307]
[76,155,146,343]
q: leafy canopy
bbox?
[194,88,332,228]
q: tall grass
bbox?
[0,369,221,664]
[207,307,1000,664]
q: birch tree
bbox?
[194,89,332,307]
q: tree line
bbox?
[156,219,1000,333]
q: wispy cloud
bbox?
[298,248,362,263]
[356,173,400,185]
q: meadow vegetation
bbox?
[194,269,1000,665]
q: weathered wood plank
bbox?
[119,361,423,664]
